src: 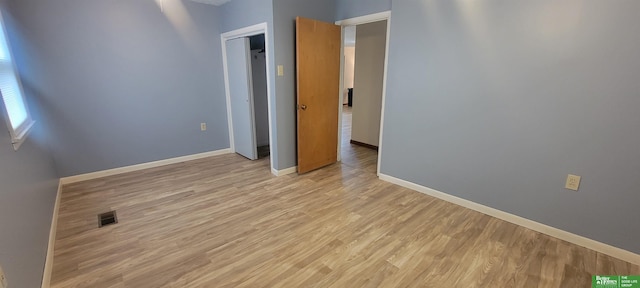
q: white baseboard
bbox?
[271,166,297,176]
[60,149,232,185]
[41,181,62,288]
[378,173,640,265]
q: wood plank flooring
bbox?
[51,107,638,287]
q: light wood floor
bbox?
[51,108,638,287]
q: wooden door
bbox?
[296,17,341,174]
[226,37,257,160]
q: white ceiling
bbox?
[189,0,232,6]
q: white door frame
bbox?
[221,23,276,173]
[335,11,391,176]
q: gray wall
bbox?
[0,3,59,288]
[381,0,640,253]
[11,0,228,177]
[219,0,273,33]
[335,0,390,21]
[0,128,56,288]
[0,127,57,288]
[272,0,337,169]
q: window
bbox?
[0,10,34,150]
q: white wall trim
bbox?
[335,11,391,26]
[335,11,391,176]
[221,22,276,174]
[60,149,231,185]
[376,15,392,177]
[220,23,268,39]
[336,26,345,163]
[271,166,297,176]
[41,181,62,288]
[379,173,640,265]
[221,34,236,155]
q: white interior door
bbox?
[226,37,257,160]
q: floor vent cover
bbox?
[98,211,118,227]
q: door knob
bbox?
[300,104,307,110]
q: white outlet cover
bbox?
[565,174,581,191]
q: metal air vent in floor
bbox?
[98,211,118,228]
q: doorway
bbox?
[249,34,270,159]
[336,12,391,176]
[221,23,275,172]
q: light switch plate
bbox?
[565,174,581,191]
[277,65,284,76]
[200,123,207,131]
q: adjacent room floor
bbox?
[51,108,638,287]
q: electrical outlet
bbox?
[565,174,581,191]
[0,264,7,288]
[200,123,207,131]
